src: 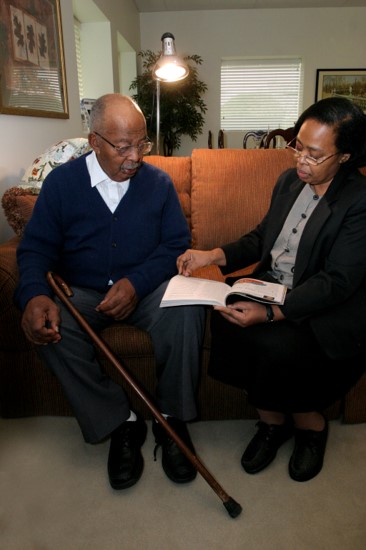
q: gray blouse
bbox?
[269,184,322,288]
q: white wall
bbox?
[81,22,114,98]
[139,7,366,155]
[1,4,366,241]
[75,0,139,101]
[0,0,140,241]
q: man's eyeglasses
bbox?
[286,138,340,166]
[94,131,153,157]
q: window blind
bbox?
[74,17,84,100]
[221,58,303,131]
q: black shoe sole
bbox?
[288,422,328,482]
[161,456,197,484]
[241,422,294,474]
[109,454,144,490]
[241,449,280,474]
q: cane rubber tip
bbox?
[223,497,242,518]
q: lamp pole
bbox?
[156,80,161,155]
[152,33,189,155]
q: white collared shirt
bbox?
[86,151,130,213]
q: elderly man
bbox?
[15,94,205,489]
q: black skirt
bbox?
[208,308,365,413]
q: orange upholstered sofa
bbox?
[1,148,365,423]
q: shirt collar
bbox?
[86,150,111,188]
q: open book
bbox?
[160,274,287,307]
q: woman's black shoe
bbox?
[289,421,328,482]
[241,421,294,474]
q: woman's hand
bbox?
[214,300,283,327]
[177,248,226,277]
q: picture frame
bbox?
[315,69,366,113]
[0,0,69,118]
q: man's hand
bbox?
[21,295,61,345]
[96,278,138,320]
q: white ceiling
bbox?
[133,0,366,11]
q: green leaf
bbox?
[129,50,208,155]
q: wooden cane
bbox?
[46,272,242,518]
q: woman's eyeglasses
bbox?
[286,138,340,166]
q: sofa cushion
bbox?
[144,156,191,229]
[190,148,296,250]
[20,138,91,189]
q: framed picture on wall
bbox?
[315,69,366,113]
[0,0,69,118]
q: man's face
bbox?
[89,107,149,182]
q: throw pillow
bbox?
[20,137,91,189]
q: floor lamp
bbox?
[152,33,189,155]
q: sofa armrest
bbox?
[0,235,20,284]
[1,187,39,237]
[0,236,26,350]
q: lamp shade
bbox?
[153,33,189,82]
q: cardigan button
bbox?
[112,243,117,248]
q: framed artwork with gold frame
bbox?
[0,0,69,118]
[315,69,366,113]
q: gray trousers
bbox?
[37,281,206,443]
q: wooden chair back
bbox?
[243,130,268,149]
[208,131,213,149]
[261,127,295,149]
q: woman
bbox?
[177,97,366,482]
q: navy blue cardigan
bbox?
[15,154,190,310]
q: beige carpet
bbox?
[1,416,365,550]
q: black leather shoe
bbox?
[152,417,197,483]
[108,415,147,490]
[241,421,294,474]
[289,421,328,482]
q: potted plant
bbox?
[130,50,208,156]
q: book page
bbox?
[160,275,230,307]
[230,277,286,304]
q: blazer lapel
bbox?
[262,176,303,256]
[293,170,347,283]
